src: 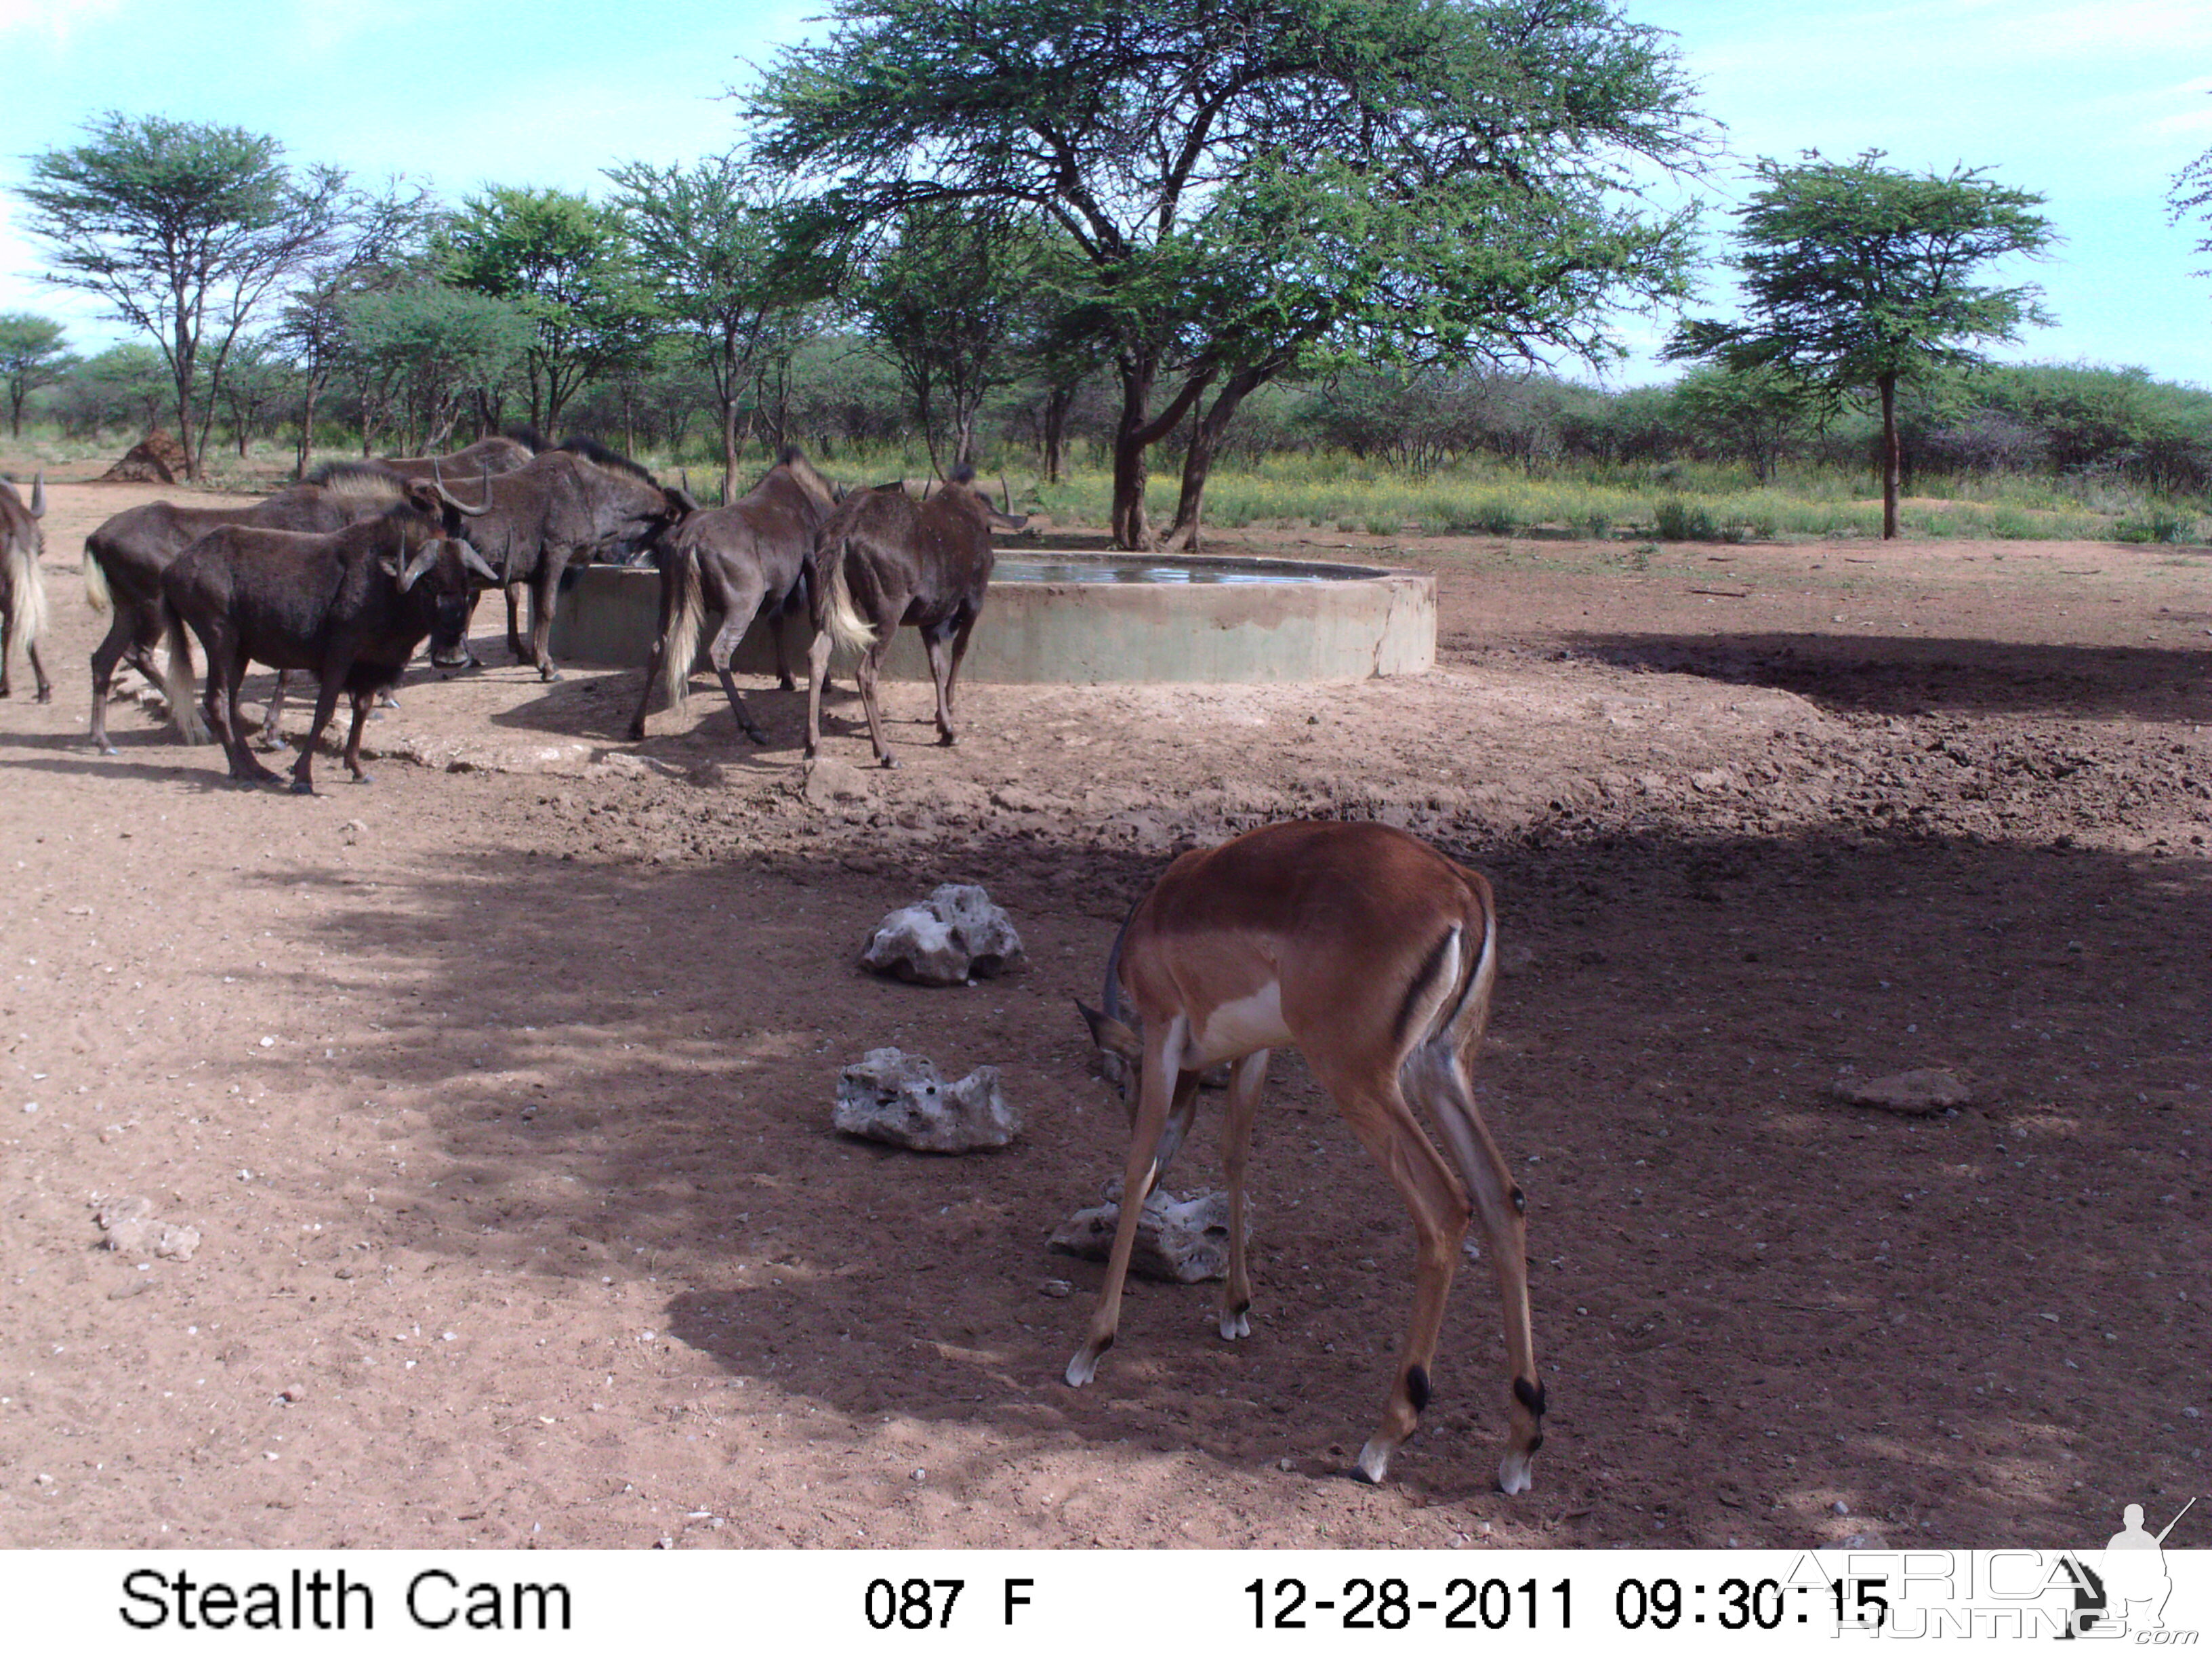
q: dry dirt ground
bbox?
[2,470,2208,1553]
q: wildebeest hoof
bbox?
[352,773,373,786]
[539,668,562,682]
[98,743,119,757]
[377,694,401,710]
[938,731,959,747]
[777,676,796,692]
[289,777,316,796]
[743,727,769,746]
[878,754,901,769]
[36,691,52,703]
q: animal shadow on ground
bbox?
[283,806,2210,1541]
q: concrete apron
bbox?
[549,562,1436,684]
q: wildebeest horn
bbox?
[28,472,44,520]
[393,542,441,593]
[459,544,501,586]
[426,458,494,517]
[1001,476,1012,516]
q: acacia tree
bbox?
[2172,125,2212,276]
[0,314,73,438]
[853,203,1038,475]
[1668,150,2053,539]
[444,187,655,433]
[606,155,832,497]
[16,112,348,478]
[274,180,436,476]
[752,0,1705,548]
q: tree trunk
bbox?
[295,380,320,480]
[720,396,739,507]
[1879,372,1900,540]
[1042,385,1071,485]
[1161,367,1267,553]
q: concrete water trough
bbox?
[548,548,1435,684]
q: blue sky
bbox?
[4,0,2210,388]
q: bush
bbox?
[1654,497,1719,540]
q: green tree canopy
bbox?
[340,283,534,456]
[752,0,1708,548]
[853,202,1039,474]
[0,313,73,438]
[606,155,832,496]
[15,112,348,476]
[444,186,656,433]
[1667,149,2053,537]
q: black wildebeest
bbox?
[81,470,415,752]
[1,473,52,703]
[804,468,1025,767]
[156,478,499,794]
[337,427,545,485]
[319,438,691,682]
[626,445,838,743]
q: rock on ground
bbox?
[1832,1069,1973,1115]
[833,1047,1021,1153]
[860,883,1025,985]
[94,1195,201,1261]
[1049,1186,1238,1284]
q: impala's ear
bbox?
[1075,999,1141,1061]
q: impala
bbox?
[1071,819,1545,1494]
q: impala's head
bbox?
[1075,998,1141,1113]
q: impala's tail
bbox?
[155,601,209,743]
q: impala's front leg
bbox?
[1218,1049,1270,1340]
[1067,1014,1186,1387]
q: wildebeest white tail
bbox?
[3,539,45,667]
[83,541,113,613]
[816,538,877,659]
[155,602,210,743]
[656,544,705,714]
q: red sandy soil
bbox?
[1,472,2207,1551]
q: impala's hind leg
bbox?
[1067,1016,1187,1387]
[1408,1042,1544,1494]
[1218,1050,1270,1340]
[1306,1054,1471,1486]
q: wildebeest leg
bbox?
[943,607,981,723]
[340,693,375,784]
[804,628,832,760]
[212,644,281,786]
[289,665,353,795]
[529,566,561,680]
[922,628,958,747]
[855,637,897,768]
[710,571,770,743]
[25,635,50,703]
[258,671,293,752]
[87,607,143,754]
[506,581,527,664]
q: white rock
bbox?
[833,1048,1021,1153]
[860,884,1024,985]
[1049,1186,1240,1284]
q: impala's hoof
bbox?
[1064,1351,1099,1389]
[1496,1451,1535,1496]
[1353,1439,1392,1485]
[1219,1308,1251,1340]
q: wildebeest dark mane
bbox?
[504,425,549,453]
[558,435,658,487]
[951,464,977,486]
